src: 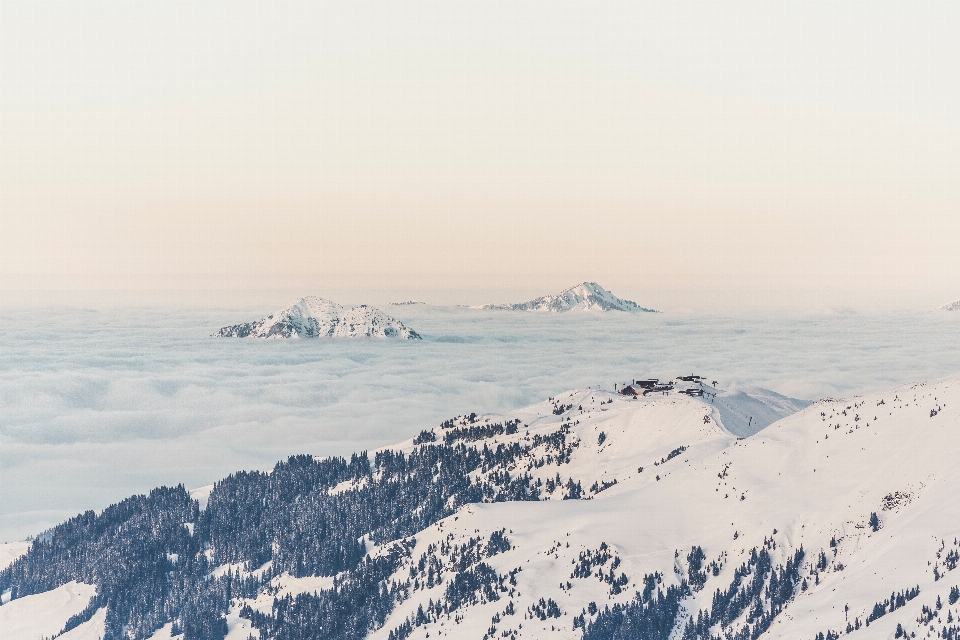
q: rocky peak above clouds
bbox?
[481,281,656,312]
[215,296,422,339]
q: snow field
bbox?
[0,542,31,573]
[0,581,97,640]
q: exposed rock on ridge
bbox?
[215,297,422,339]
[482,281,656,312]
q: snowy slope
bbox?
[58,607,107,640]
[481,282,656,312]
[5,377,960,640]
[348,379,960,640]
[712,386,812,437]
[0,542,30,573]
[277,379,954,640]
[215,297,422,339]
[0,581,96,640]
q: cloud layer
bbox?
[2,304,960,541]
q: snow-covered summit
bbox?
[940,299,960,311]
[481,282,656,312]
[215,297,422,339]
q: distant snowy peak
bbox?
[482,281,656,312]
[215,297,422,339]
[940,299,960,311]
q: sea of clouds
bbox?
[2,301,960,541]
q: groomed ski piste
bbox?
[3,376,960,640]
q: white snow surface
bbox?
[0,541,30,572]
[215,296,422,339]
[58,606,107,640]
[0,581,96,640]
[712,385,812,437]
[481,282,656,312]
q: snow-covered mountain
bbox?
[940,299,960,311]
[215,297,422,339]
[481,282,656,312]
[4,376,960,640]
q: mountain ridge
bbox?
[215,297,422,339]
[3,376,960,640]
[480,282,656,313]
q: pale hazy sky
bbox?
[2,1,959,307]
